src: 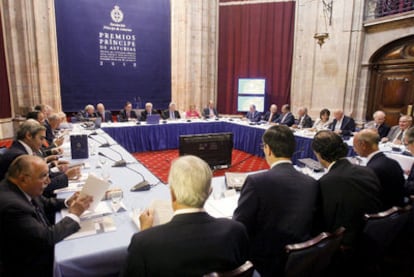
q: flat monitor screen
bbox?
[238,78,266,95]
[237,95,265,112]
[179,133,233,169]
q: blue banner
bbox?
[55,0,171,112]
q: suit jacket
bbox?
[0,179,80,276]
[44,121,55,145]
[161,109,181,120]
[140,110,158,122]
[386,125,406,142]
[76,110,97,122]
[233,163,319,276]
[0,141,68,197]
[119,109,138,122]
[245,111,261,122]
[96,110,113,122]
[262,111,280,123]
[365,121,390,139]
[405,163,414,195]
[120,212,249,277]
[275,112,295,126]
[317,159,382,247]
[366,152,405,209]
[202,107,218,118]
[329,116,356,136]
[296,114,313,128]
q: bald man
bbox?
[0,155,92,276]
[353,129,405,209]
[364,110,390,139]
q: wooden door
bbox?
[366,36,414,127]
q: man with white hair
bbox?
[383,115,412,144]
[329,109,355,136]
[364,110,390,139]
[121,155,249,276]
[162,102,181,120]
[76,104,96,121]
[140,102,158,121]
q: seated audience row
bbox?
[76,100,219,122]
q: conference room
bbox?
[0,0,414,276]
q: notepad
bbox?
[80,174,110,211]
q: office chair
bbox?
[284,227,345,277]
[203,260,254,277]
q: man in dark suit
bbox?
[202,100,219,119]
[121,155,249,276]
[245,104,261,122]
[312,130,382,248]
[162,102,181,120]
[353,129,405,209]
[233,125,319,276]
[119,101,138,122]
[382,115,412,144]
[139,102,158,122]
[293,107,313,128]
[275,104,295,126]
[96,103,113,122]
[76,104,97,122]
[329,109,356,136]
[0,119,81,197]
[364,110,390,139]
[44,113,64,147]
[262,104,280,123]
[0,155,92,276]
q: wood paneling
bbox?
[367,36,414,126]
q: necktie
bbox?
[268,113,273,123]
[281,113,287,124]
[396,130,403,141]
[31,199,50,227]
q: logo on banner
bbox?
[111,5,124,23]
[99,5,136,67]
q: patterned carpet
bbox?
[132,149,269,184]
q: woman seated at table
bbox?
[186,104,201,119]
[312,108,331,130]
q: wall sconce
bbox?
[314,33,329,47]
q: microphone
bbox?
[98,150,126,167]
[88,134,110,147]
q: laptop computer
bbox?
[146,114,161,124]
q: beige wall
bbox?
[1,0,413,138]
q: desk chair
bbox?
[203,260,254,277]
[284,227,345,277]
[359,204,413,273]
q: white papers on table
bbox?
[63,215,116,240]
[205,194,239,218]
[61,201,112,221]
[80,174,110,211]
[149,199,173,226]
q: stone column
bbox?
[171,0,218,115]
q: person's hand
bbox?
[334,130,342,134]
[45,155,59,163]
[381,137,389,143]
[139,208,154,230]
[68,194,93,216]
[65,166,81,180]
[52,147,64,155]
[54,136,64,146]
[58,164,69,173]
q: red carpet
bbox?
[132,149,269,184]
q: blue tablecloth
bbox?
[102,120,350,164]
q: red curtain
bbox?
[217,1,295,114]
[0,10,11,119]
